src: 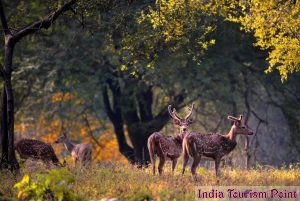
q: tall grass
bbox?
[2,161,300,201]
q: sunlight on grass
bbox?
[2,162,300,200]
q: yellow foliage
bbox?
[144,0,300,80]
[237,0,300,81]
[208,0,300,81]
[51,92,74,102]
[140,0,216,49]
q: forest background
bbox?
[0,0,299,170]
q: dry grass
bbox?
[1,161,300,201]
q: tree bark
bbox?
[0,87,8,168]
[2,41,19,171]
[242,69,252,170]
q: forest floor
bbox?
[1,161,300,201]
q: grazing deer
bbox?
[147,103,194,175]
[15,139,64,168]
[182,115,253,179]
[55,133,92,168]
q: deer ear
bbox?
[227,116,235,121]
[239,115,243,121]
[187,118,193,124]
[173,119,181,125]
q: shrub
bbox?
[14,168,76,201]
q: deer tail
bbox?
[147,134,156,166]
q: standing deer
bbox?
[55,133,92,168]
[182,115,253,179]
[147,103,194,175]
[15,139,64,168]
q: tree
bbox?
[230,0,300,81]
[142,0,300,81]
[5,0,300,169]
[0,0,77,171]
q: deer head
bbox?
[227,115,253,136]
[55,132,68,143]
[168,103,194,135]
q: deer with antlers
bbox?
[55,133,92,168]
[182,115,253,179]
[147,103,194,176]
[15,139,65,168]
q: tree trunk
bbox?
[102,82,135,163]
[114,123,135,164]
[0,87,8,168]
[132,131,150,168]
[245,136,251,169]
[0,0,76,172]
[242,69,252,170]
[102,71,186,167]
[0,37,19,171]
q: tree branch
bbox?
[142,92,186,133]
[102,85,115,121]
[0,0,10,35]
[81,112,105,149]
[12,0,76,43]
[137,85,153,122]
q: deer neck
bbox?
[225,128,237,142]
[171,133,184,146]
[63,140,75,153]
[175,135,182,141]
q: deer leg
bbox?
[191,156,201,181]
[215,158,221,177]
[45,161,51,169]
[158,157,165,176]
[171,159,178,175]
[73,158,77,168]
[79,159,84,169]
[149,150,156,175]
[182,151,189,175]
[151,156,156,176]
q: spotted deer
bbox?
[182,115,253,179]
[15,139,64,167]
[147,103,194,176]
[55,133,92,168]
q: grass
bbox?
[2,161,300,201]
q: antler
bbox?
[227,115,242,121]
[168,105,182,121]
[185,103,195,120]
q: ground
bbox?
[1,161,300,201]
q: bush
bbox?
[14,168,76,201]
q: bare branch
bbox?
[12,0,76,43]
[81,113,104,149]
[0,0,10,35]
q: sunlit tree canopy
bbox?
[142,0,300,81]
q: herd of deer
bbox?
[147,104,253,179]
[14,104,253,179]
[15,132,92,169]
